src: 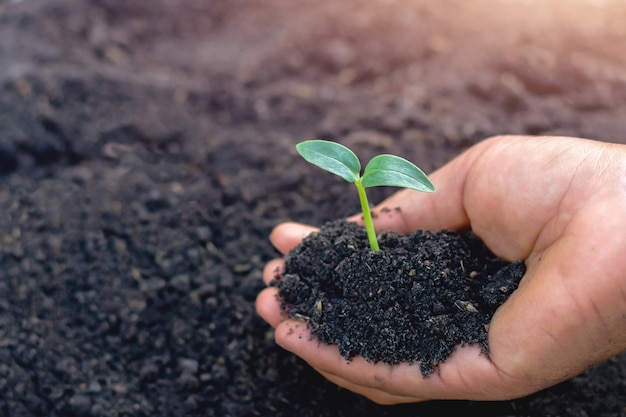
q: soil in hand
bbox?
[274,220,526,376]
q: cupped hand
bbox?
[256,135,626,403]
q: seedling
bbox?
[296,140,435,252]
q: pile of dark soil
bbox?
[1,0,625,416]
[275,220,525,376]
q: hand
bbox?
[256,135,626,403]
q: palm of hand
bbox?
[257,136,626,403]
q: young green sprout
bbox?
[296,140,435,252]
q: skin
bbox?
[256,135,626,404]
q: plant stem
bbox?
[355,179,379,252]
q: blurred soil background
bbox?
[0,0,625,416]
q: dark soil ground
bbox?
[1,0,625,416]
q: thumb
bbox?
[348,145,479,234]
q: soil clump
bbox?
[276,220,525,376]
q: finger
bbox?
[346,205,414,235]
[275,320,511,400]
[347,142,482,234]
[270,222,319,255]
[370,146,480,233]
[263,258,285,285]
[255,287,284,328]
[317,369,426,404]
[273,321,441,397]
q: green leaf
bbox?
[296,140,361,183]
[361,154,435,192]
